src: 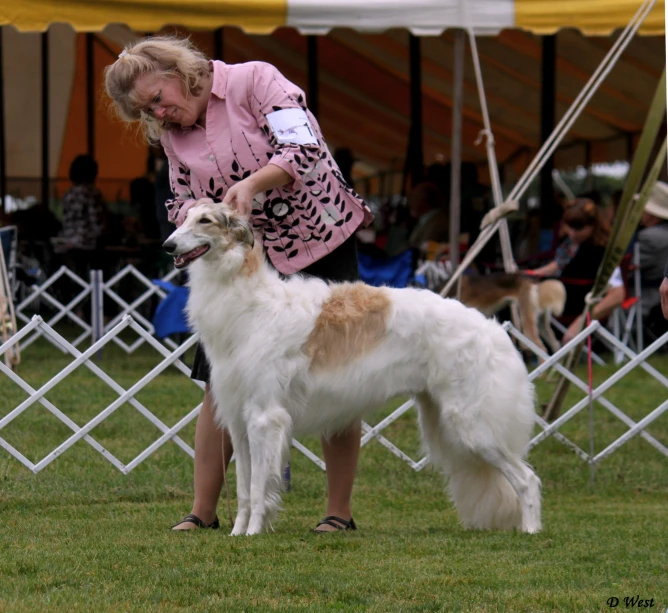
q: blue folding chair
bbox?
[358,249,414,288]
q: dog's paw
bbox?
[245,515,265,535]
[230,513,249,536]
[521,521,542,534]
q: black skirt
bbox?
[190,235,360,383]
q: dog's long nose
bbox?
[163,239,177,254]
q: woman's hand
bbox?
[223,180,257,218]
[660,277,668,320]
[222,165,292,218]
[529,260,559,277]
[562,320,580,346]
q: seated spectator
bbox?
[131,176,160,241]
[528,197,624,344]
[637,181,668,334]
[407,181,449,251]
[660,260,668,320]
[57,155,107,271]
[515,208,541,263]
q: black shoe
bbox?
[312,515,357,532]
[171,513,220,530]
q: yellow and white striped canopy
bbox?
[0,1,664,200]
[0,0,664,35]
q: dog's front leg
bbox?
[245,406,292,536]
[228,422,251,536]
[539,312,561,355]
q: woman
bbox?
[105,36,374,532]
[529,198,624,344]
[661,261,668,320]
[58,154,107,276]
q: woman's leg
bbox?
[315,420,361,532]
[173,385,233,530]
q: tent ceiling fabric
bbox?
[219,27,663,170]
[0,0,287,33]
[285,0,515,36]
[1,22,664,195]
[0,0,664,35]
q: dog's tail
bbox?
[446,461,522,530]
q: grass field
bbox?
[1,338,667,612]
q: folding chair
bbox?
[358,249,415,289]
[0,225,20,368]
[0,225,18,294]
[611,244,643,364]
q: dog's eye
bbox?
[199,217,213,224]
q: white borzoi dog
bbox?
[163,200,542,536]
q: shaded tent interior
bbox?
[0,21,664,205]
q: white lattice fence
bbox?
[102,265,182,353]
[16,266,94,351]
[1,314,667,474]
[0,315,201,473]
[14,265,189,354]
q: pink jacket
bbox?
[162,60,373,274]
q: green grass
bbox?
[1,339,667,612]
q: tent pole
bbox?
[41,30,50,209]
[307,36,319,118]
[86,33,95,157]
[409,34,424,186]
[466,29,517,275]
[0,28,6,205]
[214,27,224,61]
[539,35,557,227]
[449,29,464,271]
[440,0,651,300]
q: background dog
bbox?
[458,274,566,356]
[164,200,542,536]
[417,261,566,355]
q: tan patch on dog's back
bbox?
[303,283,391,371]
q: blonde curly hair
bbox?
[104,35,211,143]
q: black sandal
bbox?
[171,513,220,530]
[312,515,357,532]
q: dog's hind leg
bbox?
[228,421,252,536]
[518,285,548,358]
[415,392,451,473]
[417,393,517,530]
[418,389,541,533]
[538,310,560,355]
[245,405,292,536]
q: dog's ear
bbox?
[210,206,255,248]
[211,206,231,229]
[227,212,255,249]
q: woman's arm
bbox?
[660,260,668,319]
[528,260,559,277]
[223,62,325,217]
[562,286,625,344]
